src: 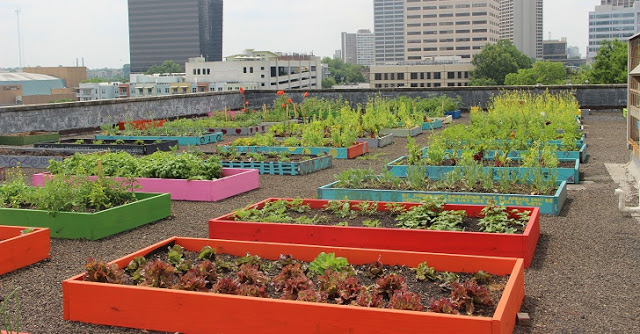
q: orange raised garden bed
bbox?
[0,226,50,276]
[209,198,540,268]
[63,237,525,334]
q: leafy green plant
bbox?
[415,262,438,281]
[323,200,355,219]
[308,252,351,276]
[0,287,22,333]
[362,219,381,228]
[478,200,530,233]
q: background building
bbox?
[403,0,501,61]
[567,46,581,58]
[185,50,322,91]
[341,29,375,66]
[500,0,543,60]
[374,0,405,64]
[370,57,473,88]
[77,82,128,101]
[588,2,640,61]
[129,73,190,97]
[22,66,87,89]
[128,0,223,73]
[0,73,76,105]
[543,38,568,62]
[601,0,637,7]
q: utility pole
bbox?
[15,9,23,68]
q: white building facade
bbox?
[588,2,640,61]
[77,82,124,101]
[129,73,190,97]
[185,50,322,91]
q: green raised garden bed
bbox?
[0,131,60,146]
[0,192,171,240]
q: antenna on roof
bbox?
[15,9,23,68]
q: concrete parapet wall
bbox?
[0,85,626,134]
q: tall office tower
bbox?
[342,29,375,66]
[128,0,223,73]
[403,0,501,61]
[341,32,358,64]
[500,0,543,60]
[601,0,637,7]
[374,0,405,64]
[588,1,640,61]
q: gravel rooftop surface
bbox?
[0,111,639,333]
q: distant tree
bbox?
[322,77,337,89]
[145,60,182,74]
[468,77,497,86]
[469,40,532,85]
[49,98,75,103]
[588,39,627,84]
[568,64,591,84]
[321,57,365,84]
[504,61,567,85]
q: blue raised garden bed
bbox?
[317,180,568,216]
[387,156,580,184]
[217,142,368,159]
[95,132,223,146]
[422,143,588,163]
[220,155,332,175]
[422,119,443,130]
[444,110,462,119]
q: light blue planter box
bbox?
[220,155,332,175]
[387,156,580,184]
[546,134,585,148]
[444,110,462,119]
[218,142,367,159]
[317,181,568,216]
[422,119,443,130]
[380,126,422,138]
[423,143,588,163]
[95,132,223,146]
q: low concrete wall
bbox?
[0,84,626,134]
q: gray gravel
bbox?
[0,111,638,333]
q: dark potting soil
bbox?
[228,204,528,234]
[0,148,72,157]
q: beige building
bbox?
[500,0,543,60]
[404,0,501,61]
[22,67,87,88]
[370,59,474,88]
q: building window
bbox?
[447,72,455,79]
[375,73,382,80]
[197,69,201,75]
[193,69,196,75]
[398,73,404,80]
[192,88,197,93]
[447,83,455,87]
[165,88,169,93]
[410,83,418,87]
[411,73,418,79]
[434,72,441,79]
[243,67,247,73]
[207,69,210,75]
[250,67,254,73]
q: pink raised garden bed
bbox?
[32,168,259,202]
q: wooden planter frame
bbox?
[63,237,525,334]
[34,139,178,155]
[0,226,50,275]
[209,198,541,267]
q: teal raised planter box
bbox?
[422,119,443,130]
[317,181,568,215]
[218,142,368,159]
[220,155,332,175]
[380,126,422,138]
[356,134,394,148]
[95,132,223,146]
[423,143,588,163]
[0,192,171,240]
[430,115,453,124]
[444,110,462,119]
[387,156,580,184]
[0,131,60,146]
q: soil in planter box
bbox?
[396,157,575,168]
[229,199,529,234]
[85,243,509,317]
[0,148,72,157]
[203,151,325,163]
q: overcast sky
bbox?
[0,0,599,69]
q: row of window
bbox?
[373,71,469,81]
[374,82,469,88]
